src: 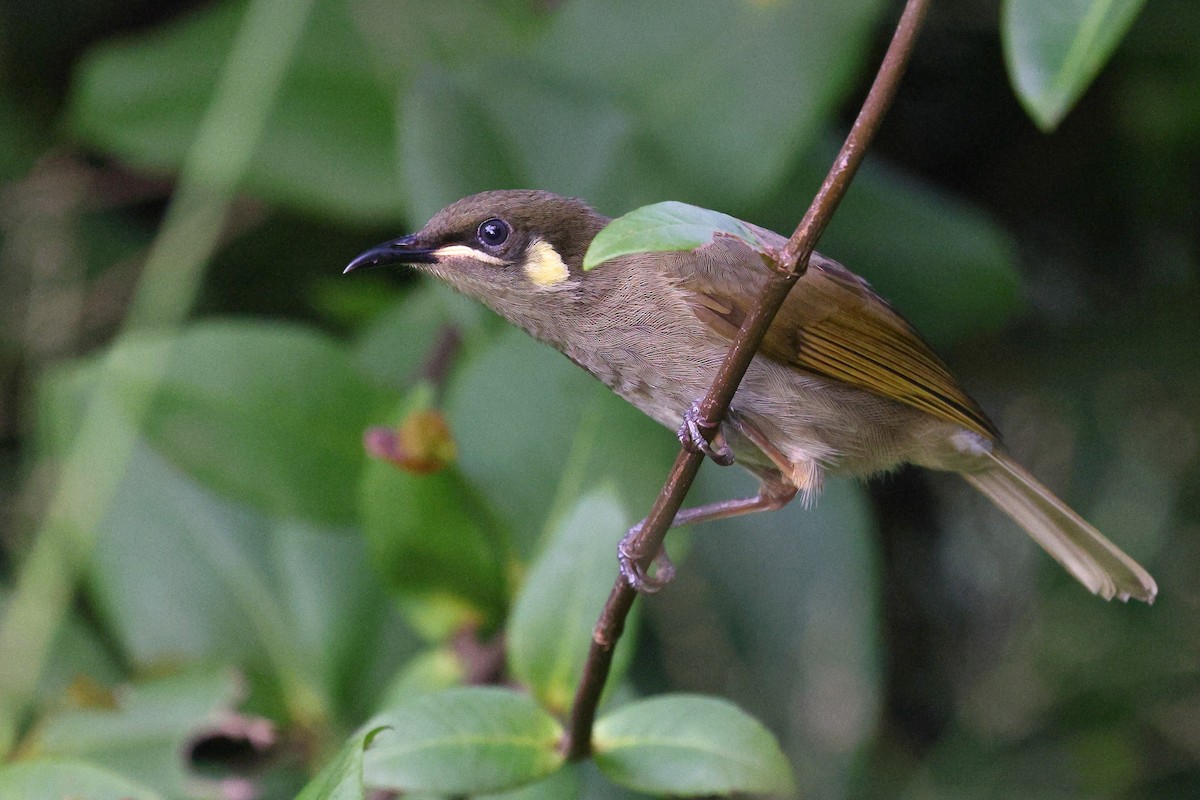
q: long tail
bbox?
[961,450,1157,603]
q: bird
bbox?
[344,189,1157,603]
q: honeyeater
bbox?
[345,189,1156,603]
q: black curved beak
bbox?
[343,235,438,274]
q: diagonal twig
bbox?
[561,0,933,760]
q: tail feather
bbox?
[962,450,1157,603]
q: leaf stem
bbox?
[561,0,932,761]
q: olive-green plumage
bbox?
[346,190,1157,603]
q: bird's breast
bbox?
[561,309,724,431]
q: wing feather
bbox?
[675,235,997,439]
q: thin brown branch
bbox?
[561,0,933,761]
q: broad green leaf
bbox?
[447,59,657,213]
[376,649,466,710]
[814,161,1022,346]
[353,281,491,393]
[0,760,163,800]
[593,694,794,797]
[81,441,409,704]
[441,330,586,551]
[33,606,124,709]
[106,322,387,526]
[351,0,546,81]
[1003,0,1149,130]
[508,487,639,714]
[755,146,1023,346]
[478,764,581,800]
[30,669,240,798]
[365,687,565,795]
[67,0,400,222]
[296,726,389,800]
[398,64,524,224]
[393,58,661,219]
[660,473,881,799]
[584,201,771,270]
[577,759,655,800]
[536,0,887,205]
[37,352,414,716]
[444,327,677,559]
[359,388,510,639]
[393,0,885,213]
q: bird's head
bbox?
[344,190,609,316]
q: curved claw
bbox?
[677,401,734,466]
[618,529,676,594]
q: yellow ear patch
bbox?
[524,238,570,287]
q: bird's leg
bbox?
[618,470,798,592]
[677,400,735,466]
[621,412,819,592]
[729,412,824,507]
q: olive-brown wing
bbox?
[678,243,997,439]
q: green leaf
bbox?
[359,388,510,640]
[365,687,565,795]
[31,669,240,798]
[751,145,1024,346]
[477,764,581,800]
[67,0,400,222]
[1003,0,1149,130]
[813,156,1023,345]
[583,201,771,270]
[536,0,887,205]
[353,281,489,393]
[443,59,656,214]
[80,440,409,701]
[34,608,125,709]
[508,487,639,715]
[661,473,882,798]
[388,0,886,213]
[398,64,524,225]
[444,327,677,560]
[36,356,414,714]
[394,56,663,219]
[352,0,546,80]
[296,726,389,800]
[108,321,387,526]
[376,648,467,710]
[576,759,653,800]
[593,694,794,797]
[0,760,164,800]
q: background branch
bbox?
[562,0,933,760]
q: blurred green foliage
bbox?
[1003,0,1150,130]
[0,0,1197,798]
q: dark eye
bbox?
[477,218,510,248]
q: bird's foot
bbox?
[618,524,676,593]
[677,401,734,466]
